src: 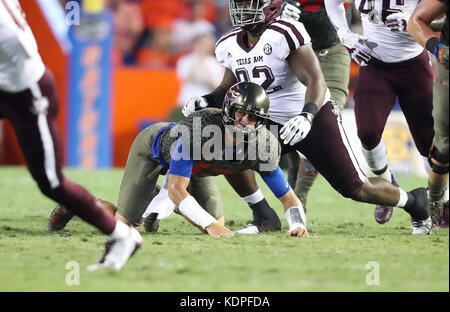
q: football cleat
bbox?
[143,185,162,233]
[48,204,75,232]
[374,174,398,224]
[407,188,431,235]
[412,218,432,235]
[429,197,445,230]
[87,224,142,271]
[234,224,260,235]
[143,212,160,233]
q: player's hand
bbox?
[337,29,376,58]
[348,47,372,66]
[437,45,449,69]
[280,114,312,146]
[385,12,409,32]
[280,1,301,20]
[182,96,208,117]
[205,222,235,238]
[286,226,309,237]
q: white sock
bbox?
[362,140,389,175]
[109,221,130,240]
[396,189,409,208]
[242,189,264,205]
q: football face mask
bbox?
[229,0,282,28]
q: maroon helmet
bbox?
[229,0,282,28]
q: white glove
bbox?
[281,2,301,20]
[280,114,312,146]
[181,96,208,117]
[385,12,410,32]
[337,29,376,66]
[337,29,373,52]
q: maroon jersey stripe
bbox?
[274,20,305,46]
[267,25,296,53]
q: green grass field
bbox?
[0,166,448,292]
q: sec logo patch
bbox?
[264,44,272,55]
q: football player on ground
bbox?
[325,0,438,224]
[182,0,432,235]
[279,0,353,212]
[50,82,310,238]
[408,0,449,229]
[0,0,141,271]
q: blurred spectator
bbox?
[171,0,217,55]
[140,0,188,29]
[137,20,178,68]
[170,29,224,121]
[111,0,145,65]
[214,0,233,37]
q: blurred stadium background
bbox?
[0,0,433,176]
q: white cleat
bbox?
[411,217,432,235]
[87,226,142,271]
[234,224,260,235]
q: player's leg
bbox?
[286,152,299,190]
[0,69,141,270]
[115,123,169,227]
[354,62,398,224]
[297,101,431,234]
[427,63,449,228]
[225,170,281,234]
[291,44,350,211]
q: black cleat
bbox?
[48,204,75,232]
[143,185,162,233]
[143,212,160,233]
[406,188,431,235]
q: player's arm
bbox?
[324,0,373,65]
[407,0,448,69]
[259,167,308,237]
[280,44,327,146]
[167,137,234,237]
[288,44,327,110]
[182,68,237,116]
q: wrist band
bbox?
[300,102,319,123]
[285,206,307,231]
[178,196,216,230]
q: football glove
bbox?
[280,1,301,21]
[182,96,208,117]
[280,114,313,146]
[385,12,410,32]
[348,47,372,66]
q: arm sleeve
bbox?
[260,167,291,198]
[168,136,193,178]
[324,0,352,33]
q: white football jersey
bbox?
[215,18,330,125]
[355,0,424,63]
[0,0,45,92]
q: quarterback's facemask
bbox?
[222,82,270,142]
[229,0,282,28]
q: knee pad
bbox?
[428,145,449,175]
